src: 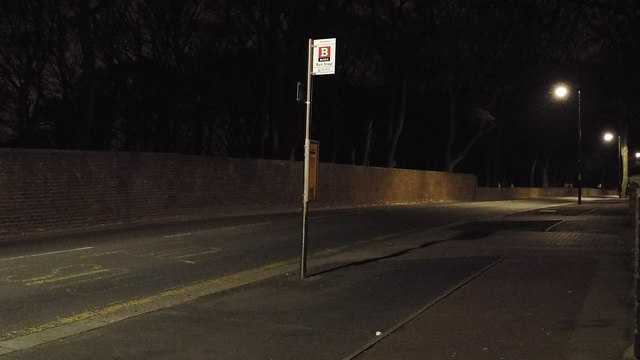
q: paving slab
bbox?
[355,253,633,360]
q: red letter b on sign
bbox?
[318,46,331,61]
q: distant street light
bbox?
[553,84,582,204]
[554,86,568,98]
[603,132,622,198]
[603,132,614,142]
[636,152,640,159]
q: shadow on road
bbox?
[311,230,494,277]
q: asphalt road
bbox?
[0,199,576,345]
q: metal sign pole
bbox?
[300,37,335,279]
[634,189,640,359]
[301,39,314,279]
[577,89,582,205]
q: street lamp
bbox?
[554,86,568,98]
[603,132,622,198]
[554,84,582,204]
[603,132,614,142]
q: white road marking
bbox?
[311,211,365,220]
[163,232,192,238]
[80,250,126,259]
[162,222,272,238]
[0,247,95,262]
[172,248,222,260]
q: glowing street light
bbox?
[553,83,582,204]
[554,85,569,99]
[603,132,615,142]
[603,131,622,198]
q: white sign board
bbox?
[312,38,336,75]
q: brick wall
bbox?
[315,163,476,207]
[0,149,476,235]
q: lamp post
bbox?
[603,132,622,198]
[554,84,582,204]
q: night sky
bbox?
[1,0,639,188]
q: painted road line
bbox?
[310,211,365,220]
[162,221,272,238]
[1,264,121,286]
[46,268,132,290]
[0,229,430,355]
[0,247,94,262]
[128,246,223,261]
[163,232,192,238]
[171,248,222,260]
[80,250,126,259]
[0,258,300,354]
[25,267,112,286]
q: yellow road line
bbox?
[26,269,112,286]
[0,231,423,354]
[0,259,297,343]
[3,264,112,286]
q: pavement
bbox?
[0,198,636,359]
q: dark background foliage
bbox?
[1,0,639,187]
